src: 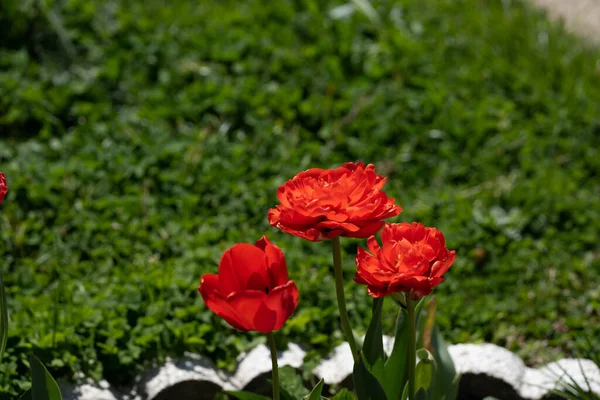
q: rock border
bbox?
[60,339,600,400]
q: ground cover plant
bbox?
[0,0,599,397]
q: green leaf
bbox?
[280,387,297,400]
[430,326,459,400]
[0,273,8,363]
[226,392,271,400]
[279,365,307,398]
[450,374,461,400]
[363,297,385,367]
[330,389,356,400]
[304,378,324,400]
[353,358,387,400]
[30,354,62,400]
[415,300,429,351]
[415,349,436,393]
[382,307,409,400]
[401,382,409,400]
[18,389,32,400]
[382,299,425,400]
[415,388,428,400]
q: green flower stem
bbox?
[407,294,416,400]
[266,332,280,400]
[331,236,360,363]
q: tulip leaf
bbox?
[415,348,436,393]
[382,307,409,399]
[415,303,429,351]
[330,389,356,400]
[382,298,424,400]
[353,357,387,400]
[363,297,385,367]
[401,382,409,400]
[303,378,324,400]
[415,387,428,400]
[30,354,62,400]
[0,273,8,363]
[449,373,462,400]
[430,325,459,400]
[226,392,271,400]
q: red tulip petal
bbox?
[198,273,219,292]
[366,236,381,255]
[410,222,427,242]
[326,211,349,222]
[255,236,289,287]
[317,221,360,232]
[323,229,345,239]
[278,208,322,226]
[269,162,401,242]
[389,275,432,296]
[198,274,249,331]
[366,285,391,298]
[253,302,278,333]
[227,290,268,330]
[218,244,269,294]
[346,221,385,238]
[381,222,401,244]
[262,281,299,332]
[0,173,7,204]
[431,250,456,277]
[267,208,282,226]
[275,224,324,241]
[356,246,378,270]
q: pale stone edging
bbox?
[529,0,600,43]
[60,338,600,400]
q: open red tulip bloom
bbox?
[0,173,7,204]
[198,236,299,333]
[355,222,456,299]
[268,162,401,242]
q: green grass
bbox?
[1,0,600,396]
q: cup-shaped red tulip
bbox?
[198,236,299,333]
[268,162,401,242]
[0,173,7,204]
[355,222,456,299]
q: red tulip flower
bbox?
[268,162,401,242]
[198,236,299,333]
[355,222,456,299]
[0,173,7,204]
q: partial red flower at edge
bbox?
[268,162,401,242]
[198,236,299,333]
[354,222,456,300]
[0,173,7,204]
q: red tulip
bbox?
[268,162,401,242]
[355,222,456,299]
[0,173,7,204]
[198,236,299,333]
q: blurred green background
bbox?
[1,0,599,396]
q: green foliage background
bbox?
[1,0,599,396]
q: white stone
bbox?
[521,358,600,399]
[60,380,119,400]
[448,343,526,391]
[141,354,228,399]
[57,341,600,400]
[312,341,354,385]
[228,342,306,390]
[312,335,395,385]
